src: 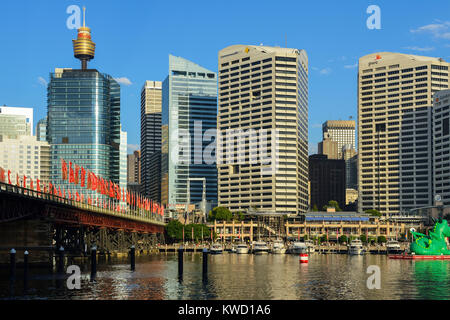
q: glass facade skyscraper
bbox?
[47,68,121,192]
[162,55,218,210]
[36,117,47,142]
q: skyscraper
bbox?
[318,132,339,160]
[36,117,47,141]
[47,11,121,194]
[140,81,162,200]
[119,127,127,196]
[433,90,450,206]
[309,154,346,211]
[217,45,309,214]
[322,120,356,158]
[162,55,218,211]
[358,52,450,215]
[127,150,141,185]
[0,106,33,139]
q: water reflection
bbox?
[413,261,450,300]
[0,253,449,300]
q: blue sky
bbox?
[2,0,450,154]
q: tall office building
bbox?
[127,150,141,189]
[119,128,127,196]
[343,144,357,189]
[36,117,47,141]
[433,90,450,206]
[162,55,218,210]
[309,154,346,211]
[322,120,356,158]
[160,125,169,209]
[217,45,309,214]
[318,132,339,159]
[358,52,450,215]
[47,12,121,193]
[0,106,33,139]
[140,81,162,200]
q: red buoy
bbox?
[299,253,308,263]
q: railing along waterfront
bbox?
[0,182,165,226]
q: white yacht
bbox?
[236,243,249,254]
[209,243,223,254]
[305,240,316,253]
[386,240,402,254]
[271,240,286,254]
[348,239,364,255]
[252,241,270,254]
[287,241,308,254]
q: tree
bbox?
[319,235,328,243]
[233,211,244,221]
[339,235,348,244]
[165,220,184,242]
[165,220,211,243]
[323,200,342,212]
[365,209,381,217]
[377,235,387,244]
[312,204,318,212]
[304,234,309,240]
[209,207,232,221]
[360,234,369,244]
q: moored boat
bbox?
[209,243,223,254]
[386,240,402,254]
[305,240,316,253]
[287,241,307,254]
[236,243,249,254]
[348,239,364,255]
[252,241,270,254]
[271,239,286,254]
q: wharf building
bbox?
[358,52,450,215]
[217,45,309,215]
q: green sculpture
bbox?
[410,219,450,255]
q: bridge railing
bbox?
[0,182,165,226]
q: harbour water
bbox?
[1,253,450,300]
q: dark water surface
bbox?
[1,253,449,300]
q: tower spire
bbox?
[72,6,96,70]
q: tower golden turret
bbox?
[72,7,96,70]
